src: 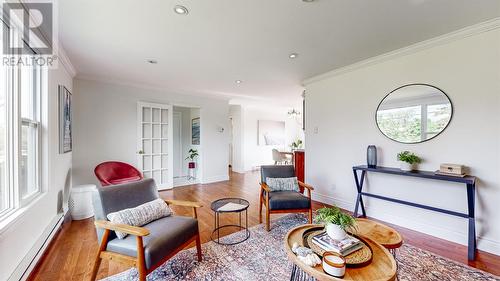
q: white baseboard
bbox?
[312,192,500,256]
[312,192,353,210]
[202,174,230,184]
[9,212,65,281]
[231,168,246,174]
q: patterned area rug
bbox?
[103,214,499,281]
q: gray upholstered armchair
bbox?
[259,165,314,231]
[90,178,202,281]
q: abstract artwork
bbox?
[258,120,285,146]
[59,85,72,153]
[192,117,200,145]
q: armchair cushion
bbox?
[106,215,199,269]
[93,178,159,241]
[107,198,172,239]
[268,191,310,210]
[266,177,299,192]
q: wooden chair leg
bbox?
[259,193,263,224]
[195,234,202,262]
[266,193,271,231]
[89,255,102,281]
[266,209,270,231]
[308,209,313,224]
[136,236,147,281]
[90,229,110,281]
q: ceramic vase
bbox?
[400,161,416,171]
[326,223,347,240]
[367,145,377,168]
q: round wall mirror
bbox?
[376,84,452,144]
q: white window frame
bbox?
[0,12,44,223]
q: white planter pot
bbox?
[400,161,417,171]
[325,223,347,240]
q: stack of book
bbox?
[312,232,363,256]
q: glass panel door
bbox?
[138,102,173,189]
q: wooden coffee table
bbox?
[285,224,397,281]
[354,218,403,250]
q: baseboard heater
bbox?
[9,212,66,281]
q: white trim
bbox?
[311,192,353,211]
[201,174,229,184]
[8,212,64,281]
[230,168,246,174]
[76,75,236,101]
[312,192,500,256]
[57,45,77,78]
[137,101,174,190]
[303,18,500,85]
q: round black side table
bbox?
[210,198,250,245]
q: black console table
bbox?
[352,165,477,260]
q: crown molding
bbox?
[57,45,77,78]
[303,18,500,86]
[75,75,237,101]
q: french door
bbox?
[137,102,173,190]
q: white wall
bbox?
[238,105,304,172]
[72,79,229,186]
[0,58,74,280]
[304,27,500,255]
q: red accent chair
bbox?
[94,161,143,186]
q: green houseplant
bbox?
[290,139,303,150]
[186,149,199,168]
[397,151,422,171]
[315,206,356,240]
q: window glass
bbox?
[19,44,40,201]
[376,106,422,143]
[427,103,452,137]
[20,122,38,199]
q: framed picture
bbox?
[192,117,200,145]
[258,120,285,146]
[59,85,72,153]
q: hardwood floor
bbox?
[28,171,500,280]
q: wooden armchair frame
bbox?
[259,181,314,231]
[91,199,203,281]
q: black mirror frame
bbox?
[375,83,454,144]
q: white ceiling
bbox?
[58,0,500,104]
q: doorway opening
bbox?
[173,106,201,187]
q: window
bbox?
[20,47,41,203]
[0,17,44,221]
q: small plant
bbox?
[290,139,303,150]
[315,206,356,231]
[397,151,422,164]
[185,149,199,162]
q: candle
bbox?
[322,252,346,278]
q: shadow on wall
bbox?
[57,168,72,214]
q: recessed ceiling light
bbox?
[289,53,299,59]
[147,59,158,64]
[174,5,189,15]
[235,80,242,84]
[302,0,315,2]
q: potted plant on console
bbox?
[397,150,422,171]
[186,149,199,179]
[315,206,356,240]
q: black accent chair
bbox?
[91,178,203,281]
[259,165,314,231]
